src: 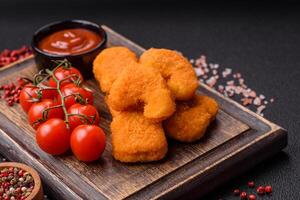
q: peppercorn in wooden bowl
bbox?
[0,162,43,200]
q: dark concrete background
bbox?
[1,1,300,199]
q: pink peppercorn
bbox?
[257,186,265,195]
[248,181,255,188]
[248,194,256,200]
[18,169,24,177]
[233,189,240,196]
[265,185,272,194]
[240,191,247,199]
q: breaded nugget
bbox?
[111,112,168,162]
[108,64,176,121]
[163,94,219,142]
[104,96,120,118]
[93,47,138,93]
[140,48,198,100]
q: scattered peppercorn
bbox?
[240,191,247,199]
[0,78,29,107]
[257,186,265,195]
[0,46,32,68]
[248,181,255,188]
[233,189,241,196]
[265,185,272,194]
[248,194,256,200]
[0,166,34,200]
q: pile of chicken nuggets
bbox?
[93,47,219,163]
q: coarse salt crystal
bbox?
[192,54,275,117]
[206,77,217,87]
[241,84,247,89]
[228,90,235,97]
[227,80,234,85]
[195,59,202,67]
[209,63,219,69]
[253,97,261,106]
[259,94,265,99]
[235,86,243,94]
[242,98,253,106]
[195,55,207,68]
[194,67,205,76]
[248,91,257,98]
[222,68,232,78]
[239,78,244,84]
[243,91,250,98]
[256,105,266,115]
[225,85,235,92]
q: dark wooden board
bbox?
[0,25,287,200]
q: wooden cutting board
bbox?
[0,25,287,200]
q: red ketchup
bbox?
[38,28,101,55]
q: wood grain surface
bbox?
[0,25,287,200]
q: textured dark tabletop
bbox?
[1,1,300,199]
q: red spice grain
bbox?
[0,46,32,68]
[265,185,272,194]
[257,186,265,195]
[18,169,24,177]
[0,77,29,107]
[233,189,241,196]
[248,181,255,188]
[0,166,34,199]
[248,194,256,200]
[240,191,247,199]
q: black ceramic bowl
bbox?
[32,19,107,79]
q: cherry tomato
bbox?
[28,99,64,129]
[36,118,71,155]
[19,83,58,113]
[58,83,94,109]
[71,125,106,162]
[67,104,100,131]
[39,80,59,96]
[49,66,83,88]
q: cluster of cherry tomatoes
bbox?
[19,60,106,162]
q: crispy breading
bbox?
[163,94,219,142]
[93,47,138,93]
[104,96,121,118]
[140,48,198,100]
[111,111,168,162]
[108,64,176,121]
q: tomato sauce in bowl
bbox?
[38,28,102,56]
[32,20,107,79]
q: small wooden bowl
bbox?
[0,162,43,200]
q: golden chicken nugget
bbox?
[93,47,138,93]
[140,48,198,100]
[163,94,219,142]
[108,64,176,121]
[111,112,168,163]
[104,96,120,118]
